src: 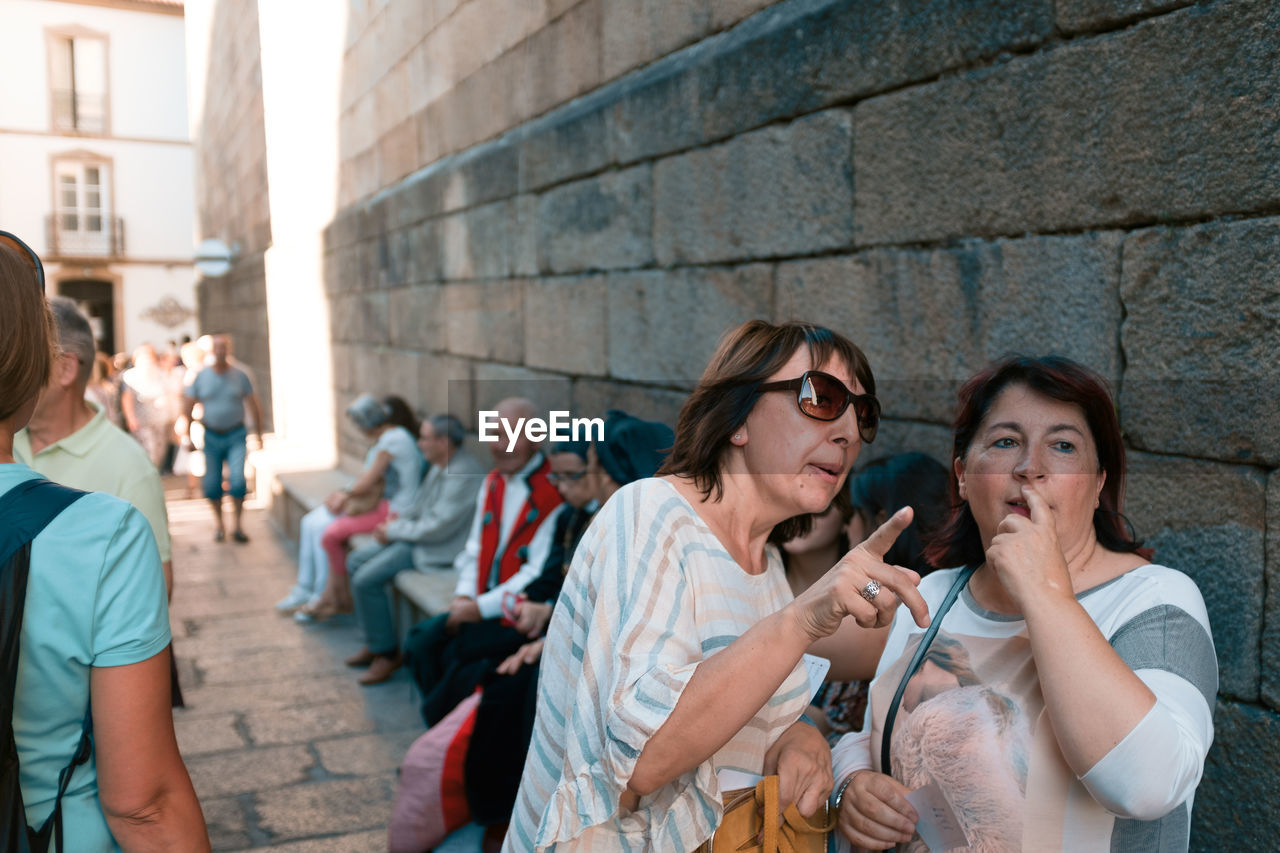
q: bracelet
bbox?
[831,772,856,813]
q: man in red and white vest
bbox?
[447,396,564,630]
[404,397,565,725]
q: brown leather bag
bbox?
[694,775,835,853]
[342,477,384,517]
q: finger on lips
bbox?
[1022,484,1053,524]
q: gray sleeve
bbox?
[1078,604,1217,822]
[385,470,483,545]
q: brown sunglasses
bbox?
[0,230,46,292]
[757,370,880,444]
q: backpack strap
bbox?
[38,707,93,853]
[0,479,86,568]
[879,565,977,776]
[0,478,88,853]
[1,478,88,704]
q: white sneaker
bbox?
[293,596,324,623]
[275,589,310,613]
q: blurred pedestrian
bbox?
[181,334,263,543]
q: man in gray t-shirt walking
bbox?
[182,334,263,543]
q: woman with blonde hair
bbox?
[0,231,208,850]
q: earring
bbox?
[733,434,741,441]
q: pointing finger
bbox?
[859,506,914,560]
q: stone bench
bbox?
[269,467,457,644]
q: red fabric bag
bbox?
[388,691,481,853]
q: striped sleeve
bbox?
[532,486,721,850]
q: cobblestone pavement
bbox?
[166,483,449,851]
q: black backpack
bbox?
[1,478,91,853]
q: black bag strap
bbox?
[30,707,93,853]
[0,477,88,853]
[1,478,87,705]
[879,565,977,776]
[0,479,86,567]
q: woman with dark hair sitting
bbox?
[831,356,1216,852]
[505,321,931,851]
[845,452,950,575]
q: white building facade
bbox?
[0,0,196,356]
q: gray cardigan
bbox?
[382,449,486,571]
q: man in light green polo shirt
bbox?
[15,297,173,596]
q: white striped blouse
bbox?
[504,478,811,852]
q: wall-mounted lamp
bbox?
[194,238,239,278]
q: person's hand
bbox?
[985,484,1072,613]
[836,770,918,850]
[514,600,553,638]
[496,639,544,675]
[791,508,931,642]
[324,490,348,514]
[763,719,832,819]
[372,521,390,545]
[445,596,482,634]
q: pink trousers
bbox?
[321,500,389,578]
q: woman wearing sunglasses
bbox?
[505,320,931,852]
[829,356,1215,852]
[0,233,209,850]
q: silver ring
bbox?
[859,579,881,603]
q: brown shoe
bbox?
[358,653,402,686]
[296,599,351,623]
[344,647,376,668]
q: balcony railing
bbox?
[45,214,125,259]
[51,89,108,134]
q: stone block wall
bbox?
[191,0,273,428]
[322,2,1280,847]
[192,0,1279,847]
[336,0,782,206]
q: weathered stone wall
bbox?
[323,1,1280,847]
[191,0,273,428]
[336,0,779,206]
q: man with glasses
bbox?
[335,414,485,685]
